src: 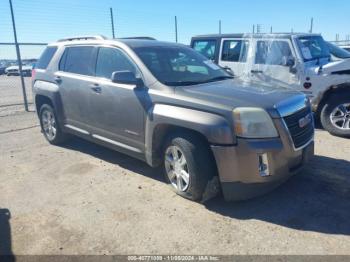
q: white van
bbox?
[191,33,350,137]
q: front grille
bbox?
[283,107,314,149]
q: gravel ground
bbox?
[0,102,349,255]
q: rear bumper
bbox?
[211,138,314,201]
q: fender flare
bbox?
[314,83,350,113]
[33,80,65,125]
[144,104,235,166]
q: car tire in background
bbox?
[163,132,216,202]
[320,94,350,138]
[39,104,69,145]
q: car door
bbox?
[250,39,300,88]
[218,38,250,78]
[56,45,98,132]
[88,46,146,152]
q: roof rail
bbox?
[57,35,107,42]
[119,37,156,40]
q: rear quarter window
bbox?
[36,46,58,69]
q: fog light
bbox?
[258,153,270,177]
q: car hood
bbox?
[175,79,307,118]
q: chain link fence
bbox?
[0,0,237,112]
[0,43,47,109]
[0,0,174,111]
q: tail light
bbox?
[31,68,36,80]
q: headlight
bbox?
[233,107,278,138]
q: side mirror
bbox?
[285,57,295,67]
[283,57,297,74]
[111,71,143,87]
[223,66,234,76]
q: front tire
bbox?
[163,132,216,201]
[320,94,350,137]
[39,104,69,145]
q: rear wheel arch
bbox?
[35,95,54,114]
[38,103,69,144]
[34,91,65,125]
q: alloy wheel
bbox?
[330,103,350,130]
[164,145,190,192]
[41,109,57,140]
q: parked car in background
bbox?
[0,67,6,75]
[326,41,350,61]
[5,65,32,77]
[339,45,350,52]
[32,35,314,202]
[191,33,350,137]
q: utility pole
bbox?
[309,17,313,33]
[110,7,115,38]
[9,0,28,111]
[175,16,178,43]
[219,20,222,34]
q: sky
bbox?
[0,0,349,59]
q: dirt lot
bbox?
[0,92,350,255]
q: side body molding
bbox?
[145,104,235,166]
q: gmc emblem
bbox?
[299,113,312,128]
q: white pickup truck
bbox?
[191,33,350,137]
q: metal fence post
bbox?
[9,0,28,111]
[110,7,115,39]
[175,16,178,43]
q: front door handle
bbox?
[54,76,62,84]
[251,70,263,74]
[90,84,102,94]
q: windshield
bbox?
[297,36,330,62]
[326,42,350,59]
[134,46,232,86]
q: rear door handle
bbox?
[90,84,102,94]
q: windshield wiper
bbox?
[164,76,233,86]
[164,81,204,86]
[203,75,234,83]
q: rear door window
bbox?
[221,40,249,62]
[95,47,137,79]
[36,46,57,69]
[60,46,95,76]
[192,40,216,60]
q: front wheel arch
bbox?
[319,93,350,137]
[316,84,350,118]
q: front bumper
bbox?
[211,137,314,201]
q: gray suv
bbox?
[32,35,314,202]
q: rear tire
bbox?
[320,94,350,137]
[39,104,69,145]
[163,132,216,202]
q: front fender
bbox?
[145,104,235,166]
